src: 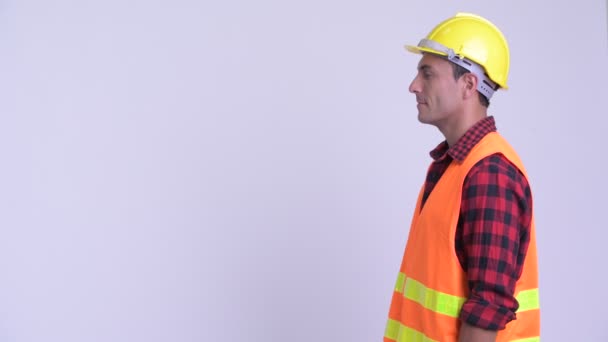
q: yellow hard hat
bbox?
[406,13,510,98]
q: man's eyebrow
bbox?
[418,64,432,72]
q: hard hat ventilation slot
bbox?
[482,80,498,90]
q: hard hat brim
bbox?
[404,44,446,56]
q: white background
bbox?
[1,0,607,341]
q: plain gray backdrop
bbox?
[1,0,607,341]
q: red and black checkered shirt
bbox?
[420,116,532,331]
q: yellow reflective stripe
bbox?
[511,337,540,342]
[394,272,540,317]
[386,317,538,342]
[395,272,405,292]
[384,318,399,340]
[395,273,465,318]
[516,289,540,312]
[384,319,437,342]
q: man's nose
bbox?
[409,74,421,94]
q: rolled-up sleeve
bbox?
[456,153,533,330]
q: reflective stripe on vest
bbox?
[385,317,540,342]
[516,288,541,312]
[385,318,437,342]
[393,272,539,317]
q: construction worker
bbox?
[384,13,540,342]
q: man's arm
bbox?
[456,154,533,339]
[459,322,497,342]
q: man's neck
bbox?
[440,110,487,146]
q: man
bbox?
[384,13,540,342]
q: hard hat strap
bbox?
[418,38,498,99]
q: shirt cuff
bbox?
[459,297,515,331]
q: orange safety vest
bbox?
[384,132,540,342]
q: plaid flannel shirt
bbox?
[421,116,533,330]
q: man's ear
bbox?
[461,73,478,100]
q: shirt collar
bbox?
[429,116,497,162]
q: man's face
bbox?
[409,53,463,127]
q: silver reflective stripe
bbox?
[417,38,498,100]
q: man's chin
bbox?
[417,112,431,124]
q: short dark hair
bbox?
[451,63,490,108]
